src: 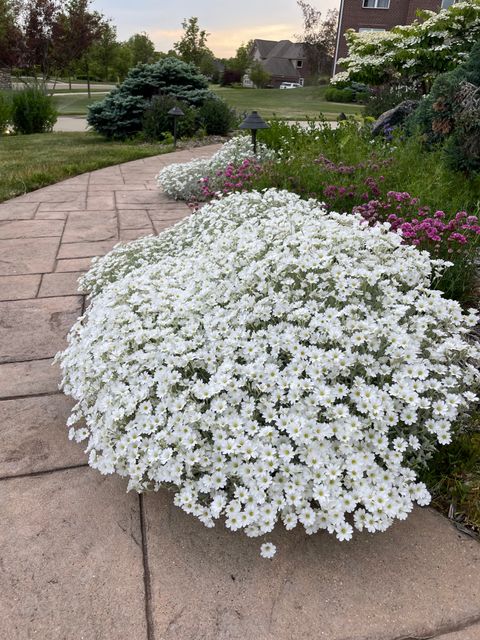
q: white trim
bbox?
[333,0,345,76]
[362,0,390,7]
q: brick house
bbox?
[243,39,309,88]
[333,0,458,74]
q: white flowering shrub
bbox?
[334,1,480,86]
[59,190,479,557]
[156,135,275,201]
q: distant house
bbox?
[243,39,307,88]
[333,0,459,74]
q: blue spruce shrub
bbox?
[88,57,217,139]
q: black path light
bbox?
[239,111,269,154]
[168,106,185,149]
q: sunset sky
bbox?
[92,0,340,57]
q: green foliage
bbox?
[336,0,480,88]
[255,119,480,301]
[418,428,480,534]
[87,57,215,139]
[409,41,480,174]
[127,32,157,65]
[198,98,236,135]
[364,85,422,119]
[142,96,197,141]
[11,88,57,134]
[324,87,355,103]
[249,61,271,88]
[88,92,148,140]
[0,91,12,132]
[173,16,214,69]
[228,40,254,75]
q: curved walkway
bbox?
[0,145,479,640]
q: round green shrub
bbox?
[198,98,236,135]
[143,96,197,141]
[324,87,355,103]
[88,57,217,140]
[11,88,57,134]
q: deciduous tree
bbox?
[296,1,338,80]
[174,17,214,70]
[126,32,157,66]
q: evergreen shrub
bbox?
[88,57,217,140]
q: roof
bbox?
[253,39,278,58]
[262,57,301,78]
[267,40,305,60]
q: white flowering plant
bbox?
[59,190,479,557]
[156,135,275,202]
[334,1,480,87]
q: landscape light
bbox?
[239,110,269,154]
[168,106,185,149]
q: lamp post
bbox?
[168,106,185,149]
[239,111,269,154]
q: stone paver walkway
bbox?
[0,145,479,640]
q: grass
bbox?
[0,132,170,202]
[52,93,104,115]
[50,86,364,120]
[212,86,364,121]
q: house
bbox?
[243,39,307,88]
[333,0,458,74]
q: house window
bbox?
[441,0,455,7]
[363,0,390,8]
[296,60,303,68]
[359,27,386,31]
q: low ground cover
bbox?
[0,132,169,202]
[156,127,480,534]
[59,189,479,557]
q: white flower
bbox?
[260,542,276,559]
[57,189,480,558]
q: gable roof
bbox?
[267,40,305,60]
[254,39,278,58]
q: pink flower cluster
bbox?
[199,157,262,200]
[353,191,480,255]
[323,176,383,204]
[314,154,392,175]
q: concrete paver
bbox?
[0,144,478,640]
[0,395,84,477]
[0,296,83,363]
[0,236,59,275]
[0,274,41,300]
[441,623,480,640]
[144,492,480,640]
[0,469,147,640]
[38,271,83,297]
[0,358,61,398]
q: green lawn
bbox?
[212,86,364,121]
[52,93,104,115]
[52,86,364,120]
[0,132,169,202]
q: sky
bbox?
[92,0,341,58]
